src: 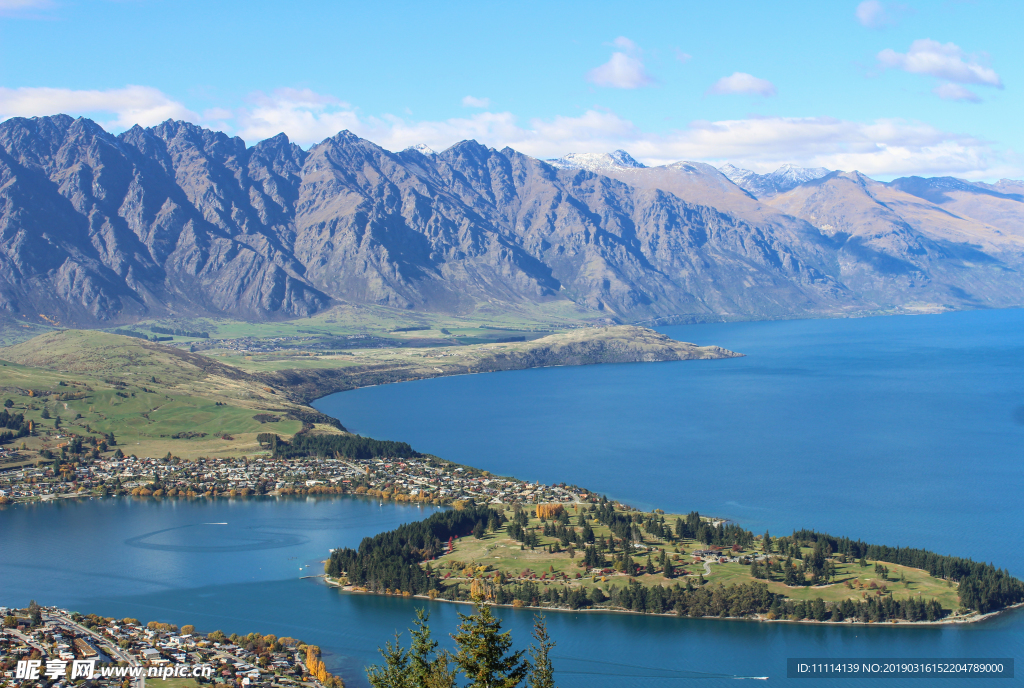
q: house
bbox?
[74,637,98,658]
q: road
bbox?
[4,627,46,653]
[45,610,145,688]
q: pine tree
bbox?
[410,609,436,685]
[366,633,410,688]
[409,609,456,688]
[527,615,555,688]
[452,603,528,688]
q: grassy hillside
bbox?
[0,331,319,463]
[98,301,603,351]
[0,324,738,465]
[432,505,961,614]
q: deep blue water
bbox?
[3,496,1021,687]
[3,309,1023,686]
[317,308,1024,576]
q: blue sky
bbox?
[1,0,1020,179]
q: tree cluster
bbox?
[327,505,496,594]
[366,607,553,688]
[149,325,210,338]
[0,408,29,443]
[786,529,1024,613]
[273,432,418,461]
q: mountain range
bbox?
[1,114,1023,327]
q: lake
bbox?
[318,308,1024,574]
[3,308,1023,686]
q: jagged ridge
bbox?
[1,115,1023,327]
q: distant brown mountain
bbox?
[0,114,1022,327]
[767,171,1024,308]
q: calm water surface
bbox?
[4,309,1023,686]
[318,308,1024,572]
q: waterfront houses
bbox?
[1,605,323,688]
[0,450,592,508]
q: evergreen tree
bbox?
[527,615,555,688]
[410,609,437,685]
[453,603,529,688]
[762,530,771,553]
[28,600,41,627]
[366,633,410,688]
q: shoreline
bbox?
[5,490,1022,629]
[7,477,1020,628]
[319,577,1024,627]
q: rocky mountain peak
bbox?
[0,116,1022,328]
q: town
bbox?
[0,446,592,508]
[1,603,340,688]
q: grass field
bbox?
[0,319,734,463]
[430,504,959,611]
[107,300,599,347]
[151,679,202,688]
[0,331,312,463]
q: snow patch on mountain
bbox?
[667,160,728,176]
[548,150,646,172]
[404,144,437,156]
[720,163,831,198]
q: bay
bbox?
[316,308,1024,574]
[3,308,1023,686]
[3,496,1020,687]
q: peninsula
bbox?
[325,500,1024,625]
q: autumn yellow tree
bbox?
[535,504,564,519]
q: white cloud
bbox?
[224,88,1015,178]
[586,37,655,89]
[461,95,490,108]
[877,39,1002,87]
[0,0,53,14]
[855,1,889,28]
[10,83,1008,179]
[707,72,777,97]
[0,85,198,129]
[933,83,980,103]
[234,89,360,143]
[646,116,1002,178]
[673,48,692,64]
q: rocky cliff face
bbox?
[1,115,1022,326]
